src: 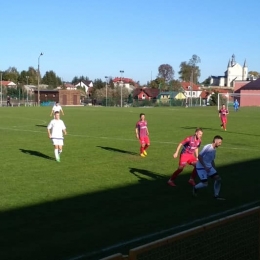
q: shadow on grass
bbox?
[97,146,138,155]
[35,124,47,127]
[0,159,260,260]
[129,167,164,181]
[19,148,54,161]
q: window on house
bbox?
[193,92,195,96]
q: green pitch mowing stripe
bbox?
[0,106,259,260]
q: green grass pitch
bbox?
[0,105,259,260]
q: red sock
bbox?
[144,144,148,150]
[140,146,144,154]
[190,168,197,179]
[170,168,183,180]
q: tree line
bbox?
[1,53,259,96]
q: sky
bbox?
[1,0,260,85]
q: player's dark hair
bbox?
[213,135,223,142]
[140,113,145,118]
[55,111,60,114]
[195,127,203,133]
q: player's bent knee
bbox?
[213,175,221,181]
[201,180,208,187]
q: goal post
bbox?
[217,92,260,110]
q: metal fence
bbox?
[83,98,204,107]
[100,207,260,260]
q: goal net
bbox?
[217,92,260,110]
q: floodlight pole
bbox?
[26,76,29,105]
[37,52,43,106]
[105,76,108,107]
[120,70,124,107]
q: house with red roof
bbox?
[113,77,137,92]
[0,81,17,88]
[180,81,201,100]
[132,88,160,101]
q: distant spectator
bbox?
[7,96,11,106]
[233,99,239,112]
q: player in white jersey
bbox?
[50,102,64,117]
[193,135,225,200]
[47,111,67,162]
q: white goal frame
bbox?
[217,92,260,110]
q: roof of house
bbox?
[75,80,92,86]
[113,77,135,84]
[132,88,160,98]
[180,81,200,91]
[200,90,211,98]
[240,78,260,90]
[0,81,16,86]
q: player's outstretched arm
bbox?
[47,129,52,138]
[146,127,149,136]
[135,128,139,139]
[173,143,182,158]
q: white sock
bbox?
[214,179,221,197]
[195,182,207,190]
[58,149,62,154]
[54,149,59,159]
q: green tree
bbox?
[149,77,165,89]
[71,75,89,84]
[201,76,211,86]
[93,78,105,90]
[158,64,174,82]
[248,71,260,78]
[169,79,182,91]
[178,62,192,81]
[42,70,62,89]
[189,54,201,84]
[3,67,19,83]
[178,54,201,83]
[210,91,220,106]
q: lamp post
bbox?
[119,70,124,107]
[26,76,29,105]
[105,76,108,107]
[190,70,193,107]
[37,52,43,106]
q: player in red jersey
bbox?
[135,113,150,157]
[168,128,203,187]
[219,104,229,131]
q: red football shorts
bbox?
[221,117,227,124]
[179,153,197,167]
[139,136,150,145]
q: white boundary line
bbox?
[0,126,258,151]
[66,200,260,260]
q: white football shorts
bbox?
[196,166,217,181]
[51,138,64,146]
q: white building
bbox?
[74,80,93,93]
[210,54,248,87]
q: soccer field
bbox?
[0,106,259,260]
